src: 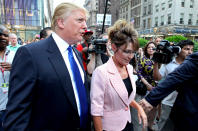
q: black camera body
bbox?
[152,40,181,64]
[88,38,107,54]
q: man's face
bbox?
[83,33,92,41]
[179,45,194,59]
[0,30,9,49]
[62,9,87,44]
[155,38,162,45]
[46,30,53,38]
[9,35,18,45]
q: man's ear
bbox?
[56,19,65,29]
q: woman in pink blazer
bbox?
[90,19,147,131]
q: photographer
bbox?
[86,33,113,75]
[153,39,194,131]
[76,29,93,71]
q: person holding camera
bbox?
[139,50,198,131]
[90,19,147,131]
[153,39,194,131]
[76,29,93,72]
[86,33,113,76]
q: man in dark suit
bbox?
[139,52,198,131]
[3,3,90,131]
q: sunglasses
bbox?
[0,32,8,37]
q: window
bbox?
[134,17,140,28]
[148,4,152,14]
[168,0,172,8]
[161,15,164,25]
[143,6,147,15]
[188,14,193,25]
[148,18,151,28]
[131,10,133,17]
[126,14,128,20]
[144,0,147,2]
[190,0,194,8]
[155,5,159,12]
[180,13,184,24]
[168,14,171,24]
[181,0,185,7]
[196,15,198,25]
[162,3,165,10]
[143,19,146,28]
[131,0,141,7]
[155,17,158,26]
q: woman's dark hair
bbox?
[108,19,139,51]
[143,41,156,58]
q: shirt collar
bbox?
[52,32,70,53]
[9,43,20,47]
[172,57,179,65]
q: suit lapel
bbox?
[46,36,78,112]
[107,58,129,106]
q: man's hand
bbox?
[139,99,153,113]
[0,62,12,71]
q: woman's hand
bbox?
[130,100,148,129]
[137,105,148,129]
[93,116,103,131]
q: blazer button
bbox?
[125,107,128,111]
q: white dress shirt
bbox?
[159,58,179,107]
[52,32,85,116]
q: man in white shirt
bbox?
[0,24,15,131]
[7,33,21,52]
[153,39,194,131]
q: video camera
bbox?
[88,37,108,54]
[152,40,181,64]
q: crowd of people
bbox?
[0,2,197,131]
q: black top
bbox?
[101,53,109,64]
[123,76,133,97]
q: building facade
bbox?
[130,0,141,30]
[140,0,198,38]
[84,0,98,35]
[44,0,53,27]
[119,0,142,30]
[119,0,198,39]
[84,0,120,36]
[0,0,44,41]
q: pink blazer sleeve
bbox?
[90,66,107,116]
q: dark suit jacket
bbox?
[3,36,90,131]
[145,52,198,131]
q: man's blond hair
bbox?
[51,2,89,31]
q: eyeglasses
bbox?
[0,32,8,37]
[119,48,136,55]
